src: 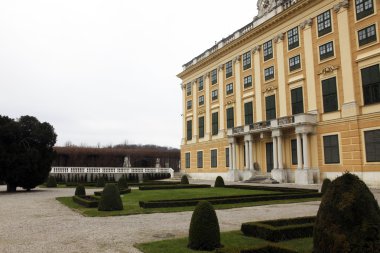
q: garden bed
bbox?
[241,216,316,242]
[139,184,211,191]
[72,195,100,208]
[94,188,131,196]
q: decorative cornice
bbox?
[274,33,285,43]
[233,55,241,64]
[253,45,262,54]
[198,109,205,115]
[225,98,235,106]
[262,85,277,94]
[318,65,340,75]
[203,72,210,79]
[300,18,313,30]
[333,0,349,13]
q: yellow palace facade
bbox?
[177,0,380,186]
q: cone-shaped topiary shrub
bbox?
[96,177,105,187]
[118,177,128,189]
[181,175,189,185]
[214,176,225,188]
[46,175,57,188]
[320,178,331,195]
[188,201,221,251]
[75,184,86,196]
[98,183,123,211]
[313,173,380,253]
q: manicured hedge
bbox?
[72,195,99,208]
[216,245,298,253]
[225,185,318,193]
[94,188,131,196]
[241,216,316,242]
[139,184,211,191]
[128,181,180,187]
[139,192,321,208]
[66,182,98,187]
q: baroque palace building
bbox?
[177,0,380,186]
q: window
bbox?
[323,135,340,164]
[291,87,304,115]
[187,100,192,110]
[322,77,338,113]
[226,107,234,129]
[263,40,273,61]
[319,42,334,60]
[265,95,276,120]
[212,89,218,101]
[212,112,218,135]
[358,25,377,46]
[211,149,218,168]
[317,10,332,37]
[244,75,253,88]
[356,0,374,20]
[198,77,204,91]
[199,95,204,106]
[361,64,380,105]
[264,66,274,81]
[244,101,253,125]
[225,147,230,167]
[287,27,299,50]
[211,69,217,85]
[289,55,301,72]
[186,82,192,96]
[226,83,233,95]
[198,116,204,138]
[185,152,190,168]
[226,61,233,78]
[364,129,380,162]
[243,51,251,70]
[291,139,303,165]
[197,151,203,168]
[186,120,192,141]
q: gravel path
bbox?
[0,184,378,253]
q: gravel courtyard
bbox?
[0,183,378,253]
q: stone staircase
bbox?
[244,173,279,184]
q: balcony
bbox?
[227,113,317,137]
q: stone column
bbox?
[244,140,249,169]
[253,46,263,121]
[274,33,287,117]
[181,83,186,145]
[249,138,254,170]
[234,56,243,126]
[335,1,358,117]
[302,133,310,170]
[296,133,303,170]
[277,134,283,170]
[192,80,198,141]
[218,65,225,137]
[300,19,317,113]
[273,136,278,170]
[229,142,233,170]
[232,142,237,171]
[204,73,211,140]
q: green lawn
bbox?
[57,187,320,217]
[135,231,313,253]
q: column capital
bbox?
[273,33,285,43]
[333,0,349,13]
[233,55,241,64]
[218,64,224,72]
[181,83,186,90]
[228,137,236,144]
[271,129,282,137]
[203,72,210,79]
[300,18,313,30]
[244,134,253,142]
[252,45,261,54]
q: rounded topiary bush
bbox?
[214,176,225,188]
[98,183,123,211]
[46,175,57,188]
[313,173,380,253]
[118,177,128,189]
[320,178,331,195]
[181,175,189,185]
[188,201,221,251]
[96,177,105,187]
[75,184,86,196]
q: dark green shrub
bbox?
[188,201,221,251]
[181,175,189,184]
[74,184,86,196]
[96,177,105,187]
[214,176,225,187]
[118,177,128,189]
[72,195,99,208]
[313,173,380,253]
[46,175,57,188]
[98,184,123,211]
[320,178,331,195]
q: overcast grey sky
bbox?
[0,0,258,148]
